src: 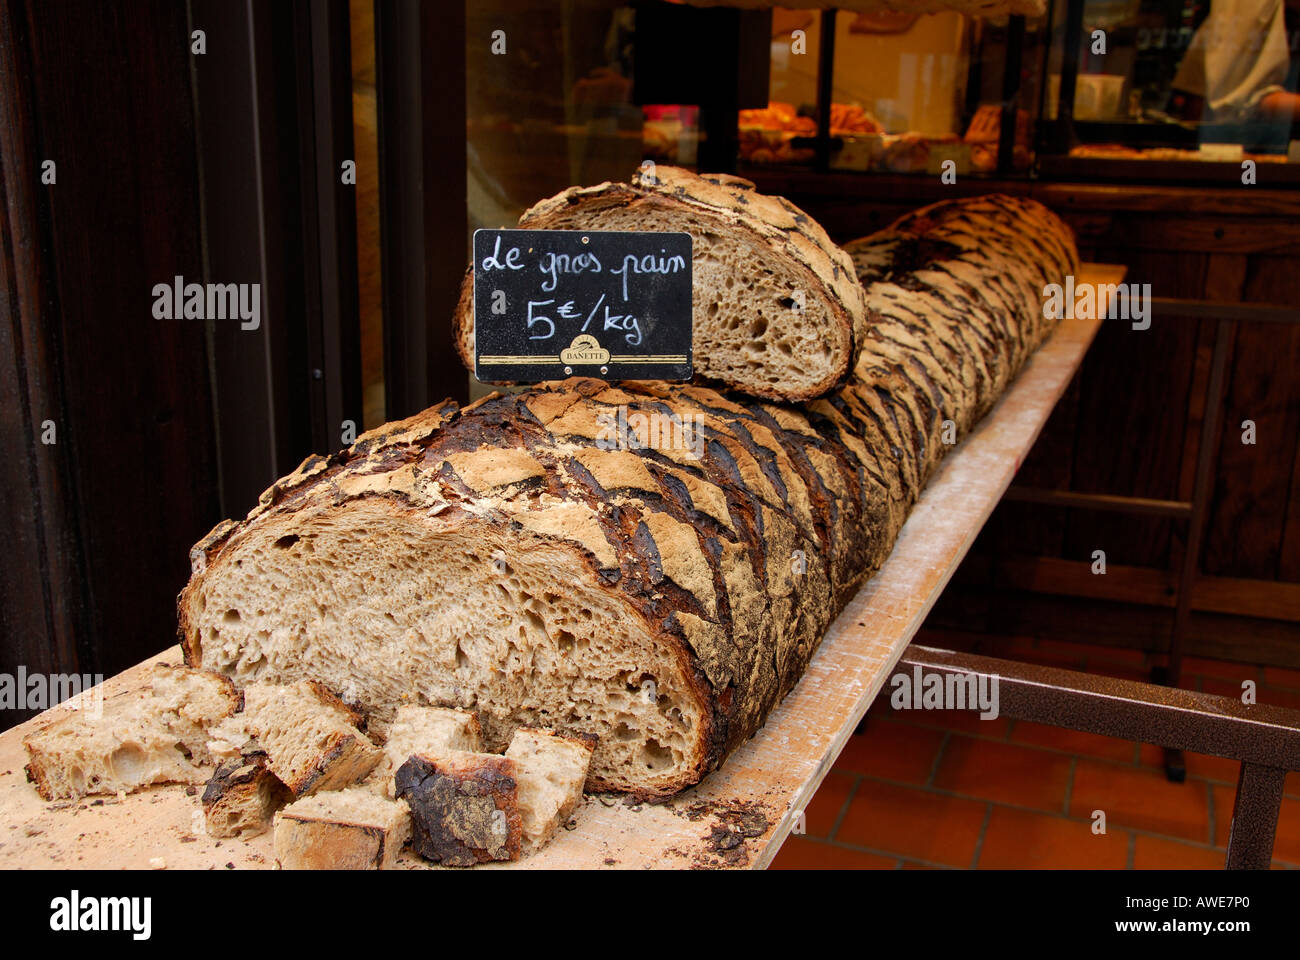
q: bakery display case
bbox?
[2,0,1299,891]
[1039,0,1300,181]
[740,7,1044,174]
[465,1,1300,190]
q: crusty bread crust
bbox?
[395,752,522,866]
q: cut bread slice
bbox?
[452,165,868,402]
[23,664,239,800]
[209,681,381,797]
[201,751,291,838]
[505,727,595,852]
[273,787,410,870]
[395,751,522,866]
[367,704,483,799]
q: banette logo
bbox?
[49,890,151,940]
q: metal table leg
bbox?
[1225,763,1287,869]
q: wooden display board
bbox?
[0,267,1122,869]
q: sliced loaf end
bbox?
[454,166,866,402]
[182,492,713,798]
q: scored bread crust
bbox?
[179,195,1077,798]
[453,165,868,402]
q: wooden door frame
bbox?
[191,0,363,513]
[374,0,469,418]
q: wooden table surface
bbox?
[0,266,1122,870]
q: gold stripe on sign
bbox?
[479,356,558,364]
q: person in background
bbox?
[1170,0,1300,123]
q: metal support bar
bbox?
[1003,487,1192,518]
[894,645,1300,867]
[895,646,1300,768]
[1226,763,1287,869]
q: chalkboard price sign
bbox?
[472,228,693,383]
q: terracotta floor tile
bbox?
[833,719,945,784]
[1185,753,1242,785]
[797,771,856,839]
[934,736,1073,812]
[1262,665,1300,691]
[768,835,897,870]
[1210,784,1232,849]
[1069,759,1211,843]
[833,634,1300,870]
[1133,835,1226,870]
[977,805,1128,869]
[836,778,987,868]
[1011,720,1136,763]
[875,701,1011,739]
[1184,656,1258,682]
[1138,743,1241,784]
[1211,785,1300,865]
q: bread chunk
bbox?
[201,751,291,838]
[505,728,595,851]
[274,787,410,869]
[395,751,522,866]
[23,664,239,800]
[368,704,483,798]
[209,681,381,797]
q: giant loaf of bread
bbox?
[179,192,1078,797]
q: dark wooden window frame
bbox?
[374,0,469,418]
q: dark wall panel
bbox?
[0,0,219,705]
